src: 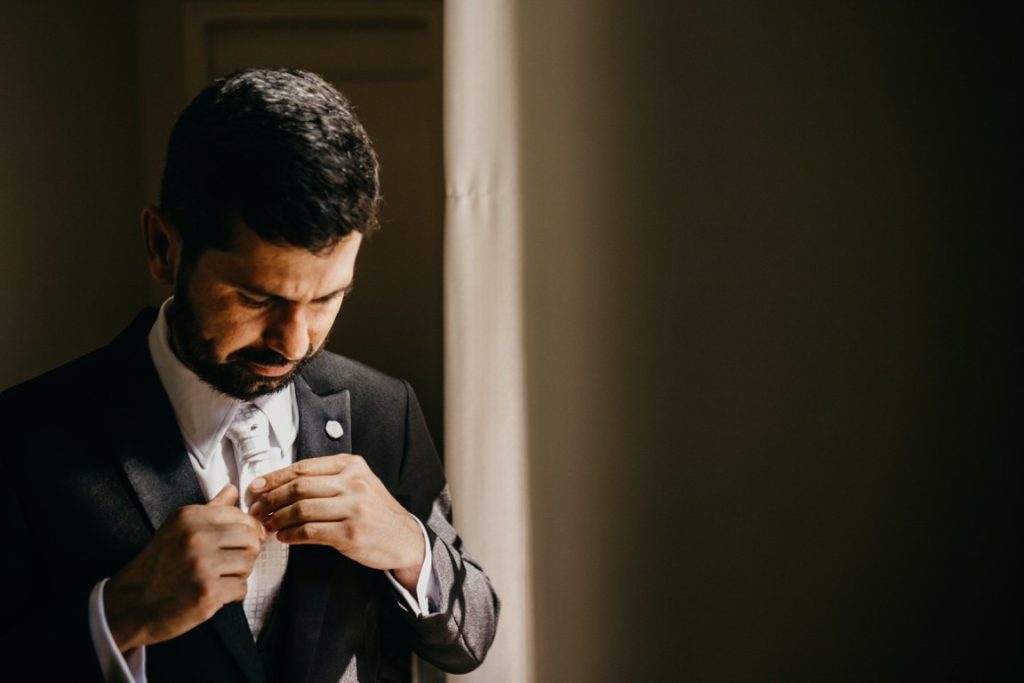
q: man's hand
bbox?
[104,485,265,653]
[248,454,425,591]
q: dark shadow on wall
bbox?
[0,2,149,390]
[520,2,1022,681]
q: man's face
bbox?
[169,222,363,400]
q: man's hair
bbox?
[160,68,380,257]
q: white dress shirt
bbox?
[88,298,437,682]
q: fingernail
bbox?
[251,477,266,491]
[249,500,264,517]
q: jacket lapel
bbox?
[108,310,205,530]
[294,368,353,459]
[107,309,265,683]
[280,368,353,683]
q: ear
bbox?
[142,206,183,286]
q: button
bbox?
[325,420,344,439]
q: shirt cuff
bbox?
[88,579,147,683]
[384,514,439,616]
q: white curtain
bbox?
[443,1,533,681]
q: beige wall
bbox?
[519,2,1020,680]
[0,1,148,390]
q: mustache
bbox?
[229,346,305,366]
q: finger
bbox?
[183,503,265,530]
[217,576,250,605]
[210,548,262,578]
[221,510,267,542]
[207,484,239,507]
[265,497,348,532]
[250,476,343,517]
[215,523,265,552]
[175,505,267,542]
[250,454,364,497]
[277,522,341,547]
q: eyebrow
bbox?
[237,281,355,304]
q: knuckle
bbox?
[189,555,210,578]
[173,506,197,524]
[182,531,205,555]
[268,510,287,529]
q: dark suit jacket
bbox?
[0,309,498,682]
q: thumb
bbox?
[208,484,239,507]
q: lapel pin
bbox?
[325,420,344,439]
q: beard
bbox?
[169,279,323,400]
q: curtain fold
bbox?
[443,1,532,681]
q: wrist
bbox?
[391,517,426,591]
[391,564,420,593]
[104,577,148,653]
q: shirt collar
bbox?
[147,298,299,467]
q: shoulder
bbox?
[0,308,154,418]
[0,344,126,475]
[0,345,114,409]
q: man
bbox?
[0,69,498,682]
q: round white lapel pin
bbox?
[325,420,344,439]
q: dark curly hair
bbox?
[159,68,381,258]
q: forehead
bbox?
[192,221,363,299]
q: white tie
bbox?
[226,403,289,639]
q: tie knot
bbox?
[227,404,271,463]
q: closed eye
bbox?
[234,282,354,308]
[313,288,351,305]
[238,292,273,308]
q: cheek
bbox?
[214,319,266,358]
[192,290,267,358]
[308,303,343,348]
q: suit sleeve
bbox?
[393,381,500,674]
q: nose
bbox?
[264,305,310,362]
